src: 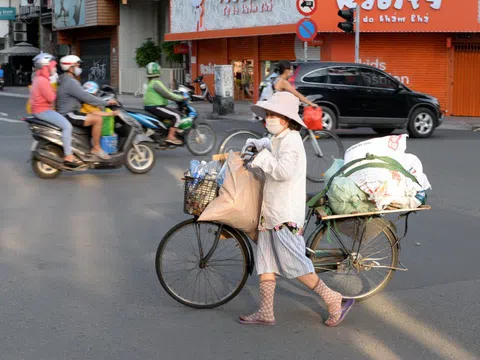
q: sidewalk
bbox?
[1,86,479,130]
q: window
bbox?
[361,69,398,89]
[327,67,362,86]
[302,68,328,84]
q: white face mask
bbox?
[266,116,286,135]
[74,67,82,77]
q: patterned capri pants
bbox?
[256,228,315,279]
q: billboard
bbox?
[53,0,85,29]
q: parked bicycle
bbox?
[218,123,344,183]
[154,153,431,309]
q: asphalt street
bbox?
[1,95,479,360]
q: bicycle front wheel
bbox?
[302,130,345,183]
[155,219,250,309]
[218,130,262,154]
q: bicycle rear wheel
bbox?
[217,130,262,154]
[155,219,249,309]
[309,218,398,300]
[302,129,344,183]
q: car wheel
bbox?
[408,108,436,138]
[320,106,337,131]
[373,128,395,135]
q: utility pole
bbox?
[304,41,308,62]
[355,4,360,63]
[39,0,43,51]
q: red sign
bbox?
[297,0,317,17]
[308,34,324,47]
[174,43,189,55]
[296,18,317,42]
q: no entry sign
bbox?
[296,18,318,42]
[296,0,317,17]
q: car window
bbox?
[302,69,328,84]
[360,68,398,89]
[327,67,362,86]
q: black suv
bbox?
[291,62,443,138]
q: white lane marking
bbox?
[0,117,22,123]
[0,92,29,99]
[0,112,7,116]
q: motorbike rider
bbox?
[56,55,118,160]
[143,62,186,146]
[29,53,81,167]
[0,64,4,88]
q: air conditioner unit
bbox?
[14,32,28,42]
[14,23,27,32]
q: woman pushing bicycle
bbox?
[239,92,354,327]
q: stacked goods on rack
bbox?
[318,135,431,215]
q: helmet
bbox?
[83,81,99,95]
[146,62,161,78]
[33,53,55,68]
[60,55,82,71]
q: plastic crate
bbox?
[183,176,219,217]
[100,134,118,154]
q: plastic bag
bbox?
[327,177,375,215]
[303,106,323,130]
[344,135,407,164]
[199,152,263,240]
[324,159,344,185]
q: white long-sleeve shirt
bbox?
[251,128,307,229]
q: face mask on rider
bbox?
[73,67,82,77]
[266,116,287,135]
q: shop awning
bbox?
[0,42,40,56]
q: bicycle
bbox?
[217,120,344,183]
[154,157,431,309]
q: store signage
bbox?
[200,63,216,75]
[0,7,16,20]
[174,44,189,55]
[222,0,273,17]
[358,58,411,85]
[296,18,318,42]
[297,0,317,17]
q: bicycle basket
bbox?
[183,176,219,216]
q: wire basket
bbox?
[183,176,219,217]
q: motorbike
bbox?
[99,85,216,156]
[25,107,157,179]
[184,75,213,103]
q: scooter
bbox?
[25,107,157,179]
[184,75,213,103]
[98,84,216,156]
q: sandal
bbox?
[325,299,355,327]
[165,138,184,146]
[64,157,83,168]
[238,316,276,326]
[91,149,111,160]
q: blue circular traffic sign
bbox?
[296,18,318,42]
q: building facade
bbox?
[166,0,480,117]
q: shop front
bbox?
[54,0,120,88]
[166,0,480,116]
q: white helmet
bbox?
[33,53,55,68]
[60,55,82,71]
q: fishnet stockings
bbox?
[312,278,342,324]
[241,280,276,323]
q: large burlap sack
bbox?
[344,134,407,164]
[199,153,263,240]
[327,176,375,215]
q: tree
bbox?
[160,41,184,64]
[135,38,162,68]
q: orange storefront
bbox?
[167,0,480,116]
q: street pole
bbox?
[304,41,308,62]
[39,1,43,51]
[355,4,360,63]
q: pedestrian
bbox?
[29,53,81,167]
[274,60,318,108]
[239,92,355,327]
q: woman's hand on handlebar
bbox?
[107,99,119,106]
